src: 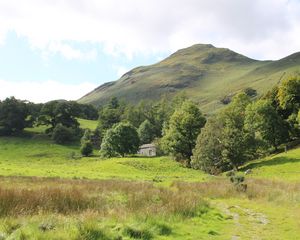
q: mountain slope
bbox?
[79,44,300,112]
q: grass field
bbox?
[241,148,300,181]
[25,118,98,134]
[0,137,207,183]
[0,129,299,239]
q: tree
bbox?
[52,124,74,144]
[138,120,156,144]
[192,93,256,173]
[80,129,93,156]
[277,75,300,112]
[162,101,206,165]
[38,100,79,133]
[219,93,255,170]
[78,103,99,120]
[98,97,123,131]
[245,99,289,150]
[277,75,300,137]
[100,122,140,157]
[0,97,30,135]
[122,104,146,128]
[191,118,225,174]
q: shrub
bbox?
[220,95,232,105]
[77,222,113,240]
[80,129,94,157]
[227,171,247,192]
[80,141,93,157]
[52,124,74,144]
[123,225,153,240]
[244,87,257,97]
[154,223,172,236]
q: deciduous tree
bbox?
[100,122,140,157]
[162,101,206,165]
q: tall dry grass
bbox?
[0,176,299,218]
[173,178,300,204]
[0,177,208,218]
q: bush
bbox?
[80,141,93,157]
[123,225,153,240]
[52,124,74,144]
[80,129,94,156]
[244,87,257,97]
[227,171,247,192]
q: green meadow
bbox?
[0,123,299,239]
[0,137,207,183]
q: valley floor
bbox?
[0,135,299,239]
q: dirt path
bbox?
[215,202,269,240]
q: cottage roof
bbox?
[139,143,156,149]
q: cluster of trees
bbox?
[192,75,300,174]
[96,95,190,157]
[96,94,209,160]
[0,98,98,143]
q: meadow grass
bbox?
[78,118,98,130]
[25,118,98,134]
[0,177,231,240]
[0,137,207,183]
[0,131,300,239]
[241,147,300,181]
[0,176,299,239]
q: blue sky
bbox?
[0,31,168,102]
[0,31,166,84]
[0,0,299,103]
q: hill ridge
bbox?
[79,44,300,112]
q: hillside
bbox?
[0,131,299,239]
[79,44,300,112]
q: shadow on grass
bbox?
[241,155,300,171]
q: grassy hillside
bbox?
[0,137,206,183]
[79,44,300,112]
[0,132,299,239]
[78,118,98,130]
[25,118,98,134]
[241,147,300,181]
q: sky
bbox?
[0,0,300,103]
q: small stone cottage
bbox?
[138,143,156,157]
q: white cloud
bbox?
[0,79,97,103]
[0,0,299,60]
[46,42,97,60]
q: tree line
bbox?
[0,75,299,173]
[192,75,300,173]
[0,99,98,138]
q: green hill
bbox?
[79,44,300,112]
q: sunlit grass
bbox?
[241,147,300,181]
[0,131,300,239]
[0,137,207,183]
